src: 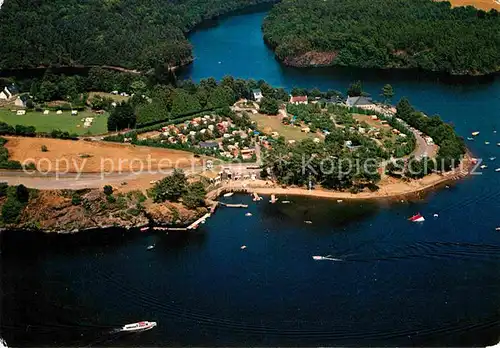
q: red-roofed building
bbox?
[289,95,308,105]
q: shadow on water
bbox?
[258,195,381,230]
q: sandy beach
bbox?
[210,153,473,201]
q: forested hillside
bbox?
[0,0,273,71]
[262,0,500,75]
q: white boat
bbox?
[490,157,497,161]
[433,213,439,218]
[223,192,234,197]
[480,165,488,169]
[312,255,343,262]
[245,212,252,217]
[269,194,278,203]
[467,137,474,141]
[240,245,247,250]
[121,321,157,332]
[140,227,149,232]
[282,200,291,204]
[496,168,500,172]
[304,220,313,224]
[147,245,155,250]
[337,199,343,203]
[472,131,480,136]
[485,141,490,145]
[496,227,500,231]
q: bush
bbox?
[1,198,24,223]
[0,182,8,197]
[106,194,116,203]
[41,145,48,152]
[71,193,82,205]
[103,185,113,195]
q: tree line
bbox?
[262,0,500,75]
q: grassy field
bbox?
[438,0,500,10]
[88,92,130,103]
[0,109,108,135]
[250,113,315,141]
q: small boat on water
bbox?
[408,213,425,222]
[490,157,497,161]
[497,143,500,147]
[121,321,157,332]
[223,192,234,197]
[485,141,490,145]
[467,137,474,141]
[304,220,313,224]
[495,168,500,172]
[496,227,500,231]
[240,245,247,250]
[282,200,291,204]
[472,131,480,136]
[337,199,343,203]
[312,255,343,262]
[140,227,149,232]
[480,164,488,169]
[433,213,439,218]
[147,245,155,251]
[245,212,252,217]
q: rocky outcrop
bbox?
[0,188,206,233]
[146,202,208,226]
[282,51,338,67]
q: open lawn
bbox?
[0,109,108,135]
[4,137,204,173]
[88,91,130,103]
[250,113,316,141]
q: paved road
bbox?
[0,162,260,190]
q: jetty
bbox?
[187,212,212,230]
[219,202,249,208]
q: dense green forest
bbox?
[262,0,500,75]
[0,0,274,71]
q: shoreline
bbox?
[210,153,473,202]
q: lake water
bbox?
[2,9,500,347]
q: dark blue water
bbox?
[2,9,500,347]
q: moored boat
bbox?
[121,321,157,332]
[472,131,480,136]
[140,227,149,232]
[223,192,234,197]
[408,213,425,222]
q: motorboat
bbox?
[223,192,234,197]
[245,212,252,217]
[312,255,343,261]
[496,168,500,172]
[147,245,155,250]
[408,213,425,222]
[480,164,488,169]
[472,131,480,136]
[433,213,439,218]
[282,200,291,204]
[490,157,497,161]
[467,137,474,141]
[337,199,343,203]
[485,141,490,145]
[121,321,157,332]
[241,245,247,250]
[304,220,313,224]
[140,227,149,232]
